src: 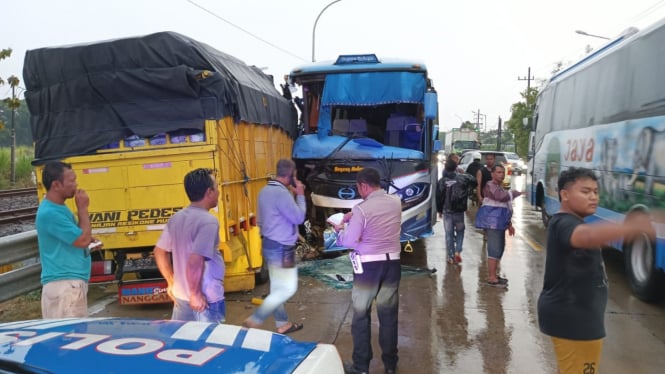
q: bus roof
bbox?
[290,54,428,78]
[547,26,639,85]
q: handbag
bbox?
[475,204,512,230]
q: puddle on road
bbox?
[299,253,437,290]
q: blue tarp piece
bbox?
[292,134,424,159]
[317,72,426,139]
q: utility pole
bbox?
[517,66,534,95]
[471,109,484,131]
[496,116,502,151]
[6,75,20,186]
[10,83,15,185]
[518,67,536,132]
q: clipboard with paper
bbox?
[322,213,349,252]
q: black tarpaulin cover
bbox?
[23,31,297,162]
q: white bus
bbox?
[529,22,665,302]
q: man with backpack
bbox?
[436,158,477,264]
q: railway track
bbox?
[0,207,38,225]
[0,188,39,226]
[0,188,37,199]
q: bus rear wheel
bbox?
[624,232,663,302]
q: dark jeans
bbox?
[351,259,401,372]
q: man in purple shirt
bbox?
[243,159,306,335]
[335,167,402,374]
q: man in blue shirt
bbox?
[36,161,93,318]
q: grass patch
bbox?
[0,146,35,188]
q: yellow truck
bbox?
[24,32,296,304]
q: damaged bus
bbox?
[286,54,440,252]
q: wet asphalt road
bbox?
[88,175,665,373]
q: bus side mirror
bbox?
[424,92,438,120]
[433,139,442,152]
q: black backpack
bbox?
[438,174,474,213]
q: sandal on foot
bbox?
[279,322,303,334]
[486,280,507,288]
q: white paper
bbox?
[326,212,345,226]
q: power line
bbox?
[629,0,665,23]
[186,0,307,62]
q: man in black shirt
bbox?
[436,158,476,263]
[465,152,483,205]
[537,167,654,374]
[475,153,495,204]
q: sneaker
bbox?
[447,257,455,264]
[497,276,508,284]
[454,253,462,263]
[486,279,507,288]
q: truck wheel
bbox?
[624,232,663,302]
[255,262,269,285]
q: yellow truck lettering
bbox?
[89,207,181,228]
[127,207,181,221]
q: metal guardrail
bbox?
[0,230,41,304]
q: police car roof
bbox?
[0,318,343,373]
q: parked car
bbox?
[504,152,527,175]
[0,318,344,373]
[458,151,512,189]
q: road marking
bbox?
[519,232,543,251]
[88,294,118,316]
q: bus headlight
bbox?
[394,183,430,210]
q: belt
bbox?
[359,252,400,263]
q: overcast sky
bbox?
[3,0,665,131]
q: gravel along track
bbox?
[0,193,38,237]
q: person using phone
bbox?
[36,161,95,318]
[243,159,306,334]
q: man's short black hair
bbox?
[42,161,72,190]
[184,168,215,202]
[557,167,597,201]
[444,158,457,172]
[356,167,381,187]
